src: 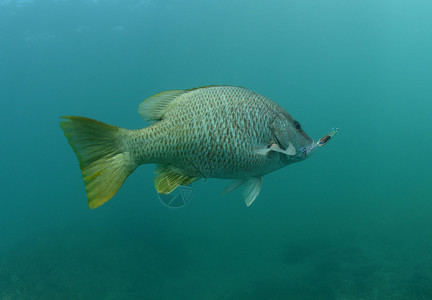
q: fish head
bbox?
[269,110,315,163]
[285,117,315,162]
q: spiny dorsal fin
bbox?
[138,90,186,122]
[138,86,240,122]
[154,164,198,194]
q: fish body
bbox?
[60,86,315,208]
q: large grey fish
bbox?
[60,85,318,209]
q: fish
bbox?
[60,85,317,209]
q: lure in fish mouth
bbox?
[300,128,339,158]
[60,85,338,209]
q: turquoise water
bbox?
[1,0,432,299]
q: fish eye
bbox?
[293,121,302,131]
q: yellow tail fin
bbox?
[60,116,135,209]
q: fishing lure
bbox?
[300,128,339,157]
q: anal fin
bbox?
[154,164,198,194]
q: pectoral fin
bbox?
[256,142,296,156]
[223,177,263,207]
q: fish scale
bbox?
[135,86,276,178]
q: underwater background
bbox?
[1,0,432,299]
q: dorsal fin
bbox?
[138,86,238,122]
[138,90,186,122]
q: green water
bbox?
[1,0,432,299]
